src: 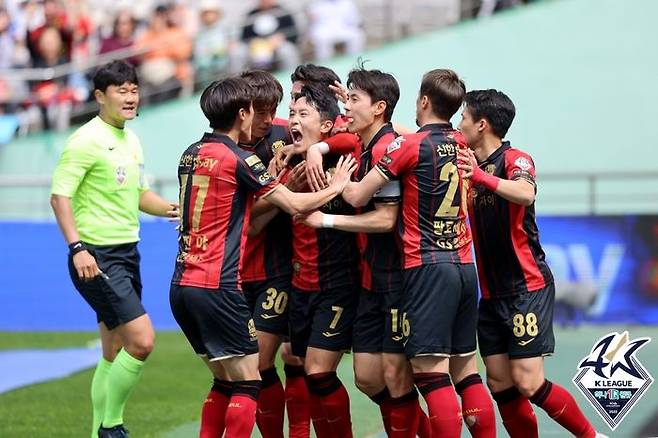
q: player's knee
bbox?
[354,372,382,396]
[126,334,155,360]
[382,361,405,388]
[512,375,542,398]
[486,375,510,394]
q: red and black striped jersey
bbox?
[353,124,402,293]
[375,123,473,269]
[172,132,277,290]
[240,118,293,282]
[467,142,553,298]
[292,152,360,292]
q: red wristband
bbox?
[472,166,500,191]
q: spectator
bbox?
[30,26,79,130]
[27,0,73,63]
[134,4,193,102]
[100,10,139,65]
[306,0,365,61]
[194,0,229,86]
[231,0,300,72]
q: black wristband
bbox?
[68,241,88,256]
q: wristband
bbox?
[68,240,88,256]
[316,142,330,154]
[322,214,335,229]
[472,167,500,192]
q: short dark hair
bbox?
[293,84,339,123]
[200,77,253,131]
[419,69,465,120]
[240,70,283,110]
[464,89,516,138]
[290,64,341,89]
[347,66,400,122]
[93,60,138,92]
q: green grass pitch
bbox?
[1,326,657,437]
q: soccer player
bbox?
[238,69,301,438]
[50,60,179,438]
[169,77,356,438]
[340,69,495,438]
[298,66,432,438]
[457,89,605,438]
[280,84,360,438]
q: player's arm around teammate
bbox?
[457,89,603,438]
[50,61,177,438]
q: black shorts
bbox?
[68,242,145,330]
[402,263,478,358]
[170,285,258,360]
[289,285,358,357]
[478,283,556,359]
[243,278,291,336]
[353,289,405,354]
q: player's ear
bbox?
[320,119,333,135]
[374,100,386,117]
[94,89,105,105]
[478,118,487,133]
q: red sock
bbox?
[530,380,596,438]
[224,380,261,438]
[257,367,285,438]
[309,393,333,438]
[417,404,431,438]
[415,372,462,438]
[284,365,311,438]
[200,380,232,438]
[389,390,421,438]
[493,386,538,438]
[456,374,496,438]
[306,372,353,438]
[368,388,392,434]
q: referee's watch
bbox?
[69,241,88,256]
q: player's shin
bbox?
[224,380,261,438]
[492,386,538,438]
[200,379,232,438]
[529,380,596,438]
[284,364,311,438]
[256,367,285,438]
[90,358,112,438]
[455,373,496,438]
[414,372,462,438]
[306,372,353,438]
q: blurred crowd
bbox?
[0,0,532,141]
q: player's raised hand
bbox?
[457,147,476,179]
[329,80,349,104]
[306,143,327,192]
[285,160,308,192]
[273,144,295,174]
[73,250,101,281]
[329,155,358,193]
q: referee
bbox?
[50,61,178,438]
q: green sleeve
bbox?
[136,141,150,193]
[51,135,97,197]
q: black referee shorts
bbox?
[68,242,146,330]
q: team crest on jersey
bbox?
[573,331,653,430]
[514,156,532,171]
[485,164,496,175]
[271,140,285,154]
[116,166,127,185]
[386,136,404,154]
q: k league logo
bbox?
[573,331,653,430]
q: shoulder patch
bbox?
[271,140,285,154]
[386,136,404,154]
[514,156,532,171]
